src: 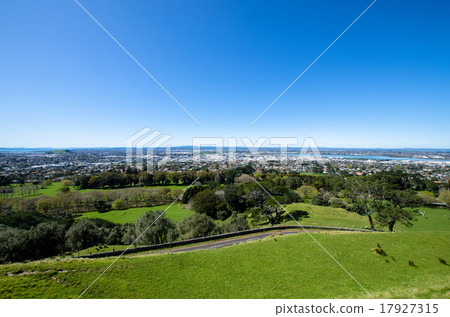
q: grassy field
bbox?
[284,203,371,229]
[8,182,64,199]
[78,204,192,224]
[5,183,187,199]
[397,207,450,232]
[0,231,448,298]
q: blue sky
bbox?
[0,0,449,148]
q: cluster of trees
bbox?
[0,208,251,263]
[0,210,74,263]
[73,170,205,189]
[70,165,257,190]
[184,180,303,226]
[184,171,447,232]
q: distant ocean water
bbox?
[289,153,450,162]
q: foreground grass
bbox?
[78,204,192,224]
[1,231,448,298]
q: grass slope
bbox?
[285,203,371,229]
[398,207,450,232]
[78,204,192,224]
[1,231,449,299]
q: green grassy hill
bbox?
[285,203,371,229]
[78,204,192,224]
[398,207,450,232]
[0,231,448,298]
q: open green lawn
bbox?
[78,204,192,224]
[285,203,371,229]
[5,183,187,199]
[8,182,64,199]
[0,231,448,298]
[396,207,450,232]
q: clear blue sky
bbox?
[0,0,449,148]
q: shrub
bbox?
[438,190,450,205]
[216,209,232,221]
[213,213,249,235]
[112,199,126,210]
[329,197,347,209]
[417,191,436,205]
[94,200,112,213]
[311,195,330,206]
[177,213,216,240]
[295,185,319,200]
[234,174,254,184]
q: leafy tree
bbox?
[65,219,103,251]
[180,171,196,185]
[181,185,206,204]
[112,199,126,210]
[351,199,376,230]
[106,226,124,245]
[213,213,249,234]
[191,189,222,218]
[244,187,268,208]
[439,190,450,205]
[418,191,436,205]
[138,171,153,186]
[311,194,330,206]
[234,174,254,184]
[94,200,112,213]
[260,205,285,225]
[177,213,216,240]
[28,222,66,259]
[222,185,246,212]
[0,225,28,263]
[375,202,417,232]
[153,171,167,185]
[135,210,177,245]
[295,185,319,200]
[121,223,137,245]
